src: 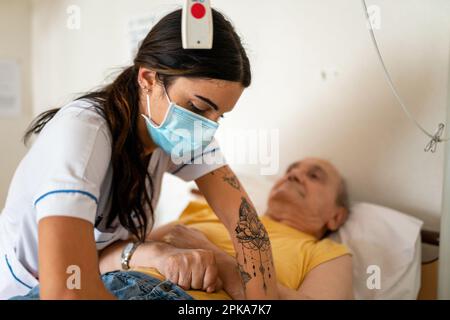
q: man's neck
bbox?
[263,210,325,240]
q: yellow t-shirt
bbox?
[133,201,350,300]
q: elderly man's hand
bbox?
[162,225,216,251]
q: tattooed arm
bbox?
[195,165,278,299]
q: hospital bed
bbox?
[154,172,428,300]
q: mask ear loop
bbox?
[138,77,152,119]
[146,92,152,119]
[139,79,156,122]
[141,80,173,129]
[162,82,171,104]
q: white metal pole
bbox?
[438,40,450,299]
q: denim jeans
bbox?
[10,271,194,300]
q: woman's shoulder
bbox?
[57,98,107,126]
[31,98,113,161]
[42,98,111,141]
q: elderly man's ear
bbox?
[326,207,348,232]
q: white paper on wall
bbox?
[127,14,159,59]
[126,5,179,61]
[0,60,21,117]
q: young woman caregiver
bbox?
[0,9,277,300]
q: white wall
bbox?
[0,0,32,208]
[28,0,450,230]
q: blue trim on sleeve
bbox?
[95,239,113,244]
[95,236,114,244]
[4,255,33,290]
[171,148,220,176]
[34,189,98,207]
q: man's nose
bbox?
[288,172,304,184]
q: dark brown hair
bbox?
[24,9,251,241]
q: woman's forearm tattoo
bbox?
[236,253,252,288]
[213,167,274,292]
[212,167,241,191]
[234,197,273,292]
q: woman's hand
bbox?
[161,225,245,299]
[152,246,222,293]
[100,239,222,293]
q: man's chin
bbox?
[268,196,306,215]
[270,187,304,203]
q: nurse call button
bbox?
[191,3,206,19]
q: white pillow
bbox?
[329,202,423,300]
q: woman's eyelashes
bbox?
[188,102,225,120]
[189,101,207,113]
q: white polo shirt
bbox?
[0,99,226,299]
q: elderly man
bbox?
[142,157,353,300]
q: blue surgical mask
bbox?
[141,86,219,159]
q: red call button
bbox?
[191,3,206,19]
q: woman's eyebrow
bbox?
[194,95,219,111]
